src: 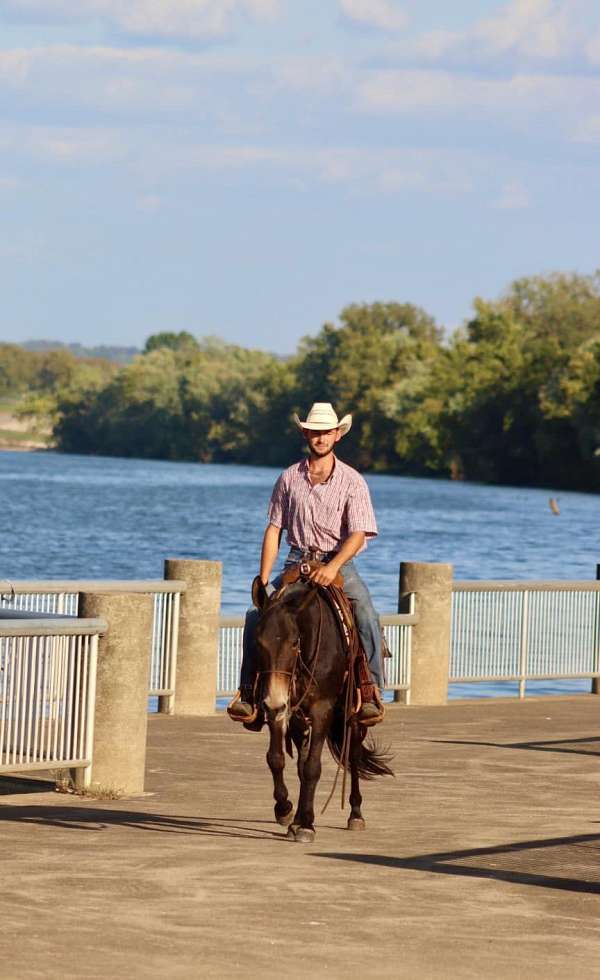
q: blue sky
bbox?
[1,0,600,353]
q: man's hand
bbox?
[309,563,339,587]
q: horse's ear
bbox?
[251,575,269,611]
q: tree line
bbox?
[4,271,600,490]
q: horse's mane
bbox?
[264,581,321,619]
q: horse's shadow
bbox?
[314,831,600,895]
[428,736,600,758]
[0,805,292,839]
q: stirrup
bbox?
[358,702,385,727]
[354,689,385,727]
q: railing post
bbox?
[391,594,414,704]
[593,565,600,696]
[158,591,181,715]
[399,561,453,705]
[75,592,153,795]
[164,559,222,716]
[518,590,529,699]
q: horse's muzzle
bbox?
[261,672,290,722]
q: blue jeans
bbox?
[240,548,383,691]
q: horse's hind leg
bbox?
[266,722,294,826]
[347,720,366,831]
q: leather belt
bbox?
[295,548,339,563]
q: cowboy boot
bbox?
[355,654,385,725]
[227,686,256,722]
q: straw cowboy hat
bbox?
[293,402,352,437]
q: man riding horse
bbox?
[228,401,384,725]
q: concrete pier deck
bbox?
[2,696,600,979]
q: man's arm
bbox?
[259,523,283,585]
[309,531,365,587]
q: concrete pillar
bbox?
[75,592,153,795]
[593,565,600,696]
[164,559,222,716]
[399,561,453,706]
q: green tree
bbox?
[501,271,600,348]
[429,278,600,487]
[143,331,199,354]
[55,349,186,458]
[0,344,38,396]
[294,302,443,470]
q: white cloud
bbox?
[357,68,600,131]
[0,44,349,129]
[133,141,481,198]
[0,175,22,190]
[585,33,600,64]
[338,0,407,32]
[1,0,280,38]
[1,36,598,158]
[412,0,584,65]
[0,45,260,118]
[0,229,45,261]
[571,115,600,142]
[0,120,481,198]
[0,123,128,163]
[136,193,162,212]
[474,0,570,59]
[276,55,349,94]
[493,180,530,209]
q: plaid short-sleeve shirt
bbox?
[267,456,377,554]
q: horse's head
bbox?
[254,600,301,722]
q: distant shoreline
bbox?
[0,410,52,453]
[0,442,49,452]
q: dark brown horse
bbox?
[253,579,393,843]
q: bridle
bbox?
[256,585,323,719]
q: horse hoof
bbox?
[286,824,299,840]
[294,828,316,844]
[347,817,366,831]
[276,810,295,827]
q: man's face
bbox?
[303,427,341,458]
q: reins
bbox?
[254,584,324,719]
[289,590,323,716]
[320,632,360,815]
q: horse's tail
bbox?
[327,711,394,780]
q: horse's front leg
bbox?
[266,721,294,826]
[289,708,330,843]
[348,718,366,831]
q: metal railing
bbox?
[0,616,106,784]
[218,603,417,701]
[451,582,600,697]
[0,581,184,707]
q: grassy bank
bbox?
[0,398,52,451]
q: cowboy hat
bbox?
[293,402,352,437]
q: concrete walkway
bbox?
[2,696,600,979]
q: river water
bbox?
[2,450,598,698]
